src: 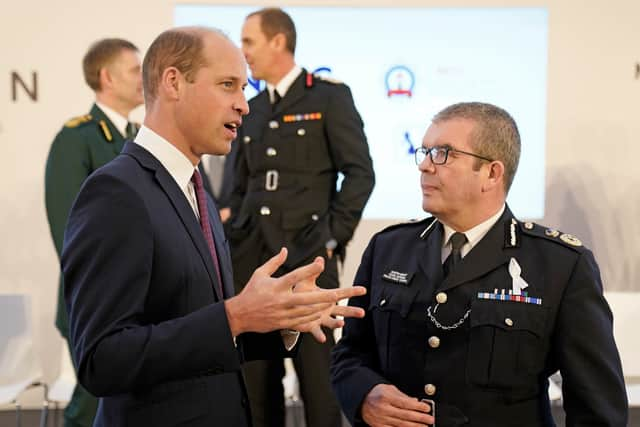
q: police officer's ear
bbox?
[481,160,505,194]
[159,66,181,101]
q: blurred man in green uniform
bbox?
[44,37,143,427]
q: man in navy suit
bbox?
[62,27,365,427]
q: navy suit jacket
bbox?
[62,142,290,427]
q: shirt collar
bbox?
[133,125,196,191]
[267,65,302,103]
[95,101,129,138]
[441,204,506,253]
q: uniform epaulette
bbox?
[98,120,113,142]
[313,74,343,85]
[378,217,434,236]
[64,114,93,128]
[518,220,584,251]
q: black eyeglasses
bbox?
[414,146,493,166]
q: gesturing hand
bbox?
[291,256,366,342]
[224,248,365,338]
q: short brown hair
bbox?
[83,38,138,91]
[142,27,219,105]
[248,8,297,54]
[432,102,521,193]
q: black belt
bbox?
[247,171,333,192]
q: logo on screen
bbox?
[385,65,415,97]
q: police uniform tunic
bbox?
[331,207,628,427]
[229,69,374,280]
[229,69,374,427]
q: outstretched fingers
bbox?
[256,247,288,277]
[275,256,325,292]
[330,304,365,319]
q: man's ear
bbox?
[271,33,287,51]
[98,67,113,91]
[482,160,505,193]
[160,67,181,101]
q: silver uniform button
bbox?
[243,135,251,144]
[428,336,440,348]
[311,214,319,221]
[424,384,436,396]
[297,128,306,136]
[435,292,448,304]
[379,299,387,307]
[266,147,277,157]
[269,120,279,129]
[260,206,271,216]
[505,318,514,327]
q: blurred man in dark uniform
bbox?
[200,152,235,223]
[44,37,143,427]
[331,102,628,427]
[230,7,375,427]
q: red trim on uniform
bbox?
[306,72,313,87]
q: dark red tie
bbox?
[191,170,223,297]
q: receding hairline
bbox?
[142,26,237,105]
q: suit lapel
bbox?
[439,209,514,291]
[207,199,235,298]
[123,143,224,301]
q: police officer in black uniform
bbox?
[230,7,375,427]
[331,102,628,427]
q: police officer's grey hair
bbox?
[432,102,521,193]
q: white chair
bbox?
[47,343,77,426]
[0,294,48,427]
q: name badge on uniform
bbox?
[382,270,413,285]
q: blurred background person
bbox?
[229,7,375,427]
[44,37,143,427]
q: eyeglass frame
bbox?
[414,145,494,166]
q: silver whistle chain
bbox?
[427,304,471,330]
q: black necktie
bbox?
[443,232,467,278]
[272,90,282,110]
[125,122,137,140]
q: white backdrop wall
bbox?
[1,0,639,407]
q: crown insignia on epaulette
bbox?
[559,233,582,247]
[520,221,583,247]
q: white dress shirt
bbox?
[441,204,506,263]
[96,101,130,139]
[133,125,200,218]
[267,65,302,102]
